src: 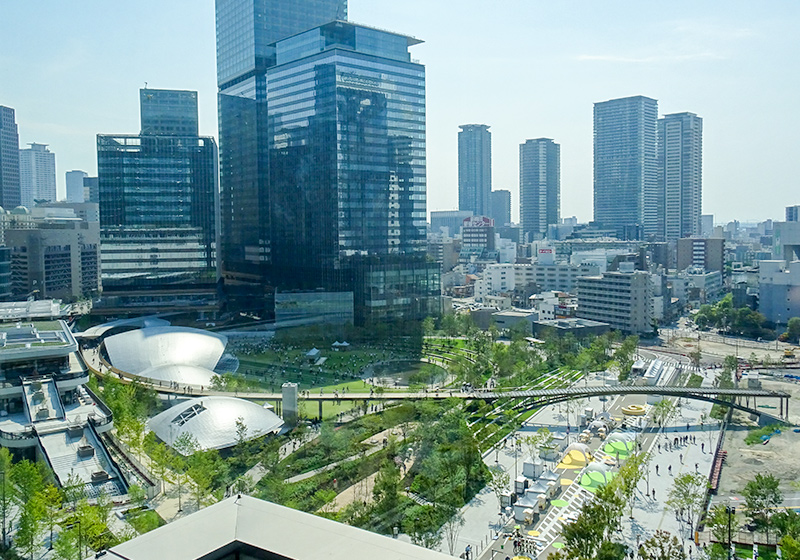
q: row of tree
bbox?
[694,294,775,339]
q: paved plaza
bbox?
[436,359,725,560]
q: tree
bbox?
[187,450,218,511]
[782,535,800,560]
[774,509,800,540]
[743,473,783,538]
[172,433,199,512]
[689,345,702,369]
[666,472,709,541]
[422,316,436,337]
[403,505,442,550]
[638,530,686,560]
[652,399,677,427]
[614,335,639,381]
[0,448,15,550]
[441,506,465,556]
[704,504,741,547]
[128,483,147,510]
[16,492,46,560]
[786,317,800,344]
[372,461,402,518]
[487,468,510,512]
[617,452,649,517]
[41,484,63,549]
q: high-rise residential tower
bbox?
[215,1,438,323]
[658,112,702,241]
[458,124,491,216]
[490,190,511,227]
[65,170,87,203]
[97,89,218,313]
[593,96,658,240]
[0,106,21,209]
[19,143,56,208]
[519,138,560,241]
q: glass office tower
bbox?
[593,95,658,240]
[97,90,219,313]
[458,124,492,217]
[216,2,439,323]
[216,0,347,283]
[0,106,21,209]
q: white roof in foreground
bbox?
[100,495,453,560]
[148,397,284,453]
[105,326,227,375]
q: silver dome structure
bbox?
[105,326,227,386]
[148,397,284,454]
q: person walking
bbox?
[655,464,659,475]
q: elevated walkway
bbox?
[22,377,65,423]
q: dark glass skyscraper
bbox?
[216,0,347,284]
[519,138,560,240]
[593,96,658,240]
[0,106,21,209]
[140,88,199,136]
[458,124,491,217]
[215,2,439,323]
[97,89,218,313]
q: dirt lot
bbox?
[715,375,800,498]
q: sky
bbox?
[1,1,798,224]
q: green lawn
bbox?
[127,509,166,534]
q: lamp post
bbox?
[1,469,5,551]
[726,504,734,560]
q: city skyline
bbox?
[1,1,798,223]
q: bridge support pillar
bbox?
[319,400,323,421]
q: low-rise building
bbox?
[532,317,609,339]
[576,268,653,334]
[676,237,725,273]
[1,205,101,300]
[758,260,800,325]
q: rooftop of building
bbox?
[98,494,453,560]
[534,318,609,329]
[271,19,423,48]
[0,299,67,323]
[0,320,77,361]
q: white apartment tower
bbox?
[658,112,703,241]
[19,143,56,208]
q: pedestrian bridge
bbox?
[467,385,791,420]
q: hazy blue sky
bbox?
[2,1,798,224]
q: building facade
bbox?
[19,143,56,208]
[490,189,511,227]
[786,206,800,223]
[576,270,653,334]
[0,245,10,301]
[520,138,560,241]
[65,170,87,203]
[2,206,101,300]
[216,0,347,289]
[658,112,702,241]
[458,124,491,217]
[676,237,724,273]
[758,260,800,326]
[140,88,199,136]
[430,210,472,236]
[593,96,658,240]
[97,89,219,312]
[0,106,21,209]
[216,2,438,324]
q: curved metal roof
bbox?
[148,397,284,454]
[105,327,227,379]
